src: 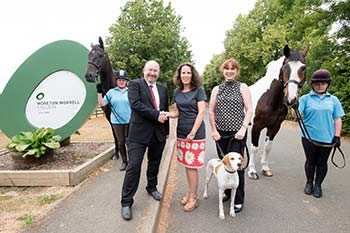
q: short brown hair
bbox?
[220,58,240,77]
[173,63,202,90]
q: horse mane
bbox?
[100,50,114,96]
[249,56,285,117]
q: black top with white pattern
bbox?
[215,80,245,131]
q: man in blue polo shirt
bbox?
[298,69,345,198]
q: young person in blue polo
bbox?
[98,69,131,171]
[298,69,345,198]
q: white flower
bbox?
[199,142,205,150]
[198,151,205,164]
[186,142,191,149]
[192,143,199,150]
[185,151,195,164]
[180,141,185,148]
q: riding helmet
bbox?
[113,69,129,81]
[311,69,331,84]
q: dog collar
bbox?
[224,167,236,174]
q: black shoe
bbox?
[313,185,322,198]
[234,204,243,213]
[112,153,119,160]
[304,183,313,195]
[119,162,127,171]
[121,206,132,220]
[148,190,162,201]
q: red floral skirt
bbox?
[176,138,206,169]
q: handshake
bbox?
[158,111,170,123]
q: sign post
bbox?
[0,40,96,140]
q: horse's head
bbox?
[280,44,308,107]
[85,37,106,83]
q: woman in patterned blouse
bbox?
[208,58,253,213]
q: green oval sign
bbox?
[0,40,97,140]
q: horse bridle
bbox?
[283,79,305,89]
[280,61,306,90]
[88,60,102,70]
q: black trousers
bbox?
[301,138,332,186]
[216,130,246,205]
[112,124,129,163]
[121,134,166,207]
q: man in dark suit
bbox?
[121,60,169,220]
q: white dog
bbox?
[203,152,243,219]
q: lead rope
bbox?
[215,135,250,170]
[293,107,345,168]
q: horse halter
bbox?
[88,45,106,72]
[280,60,306,90]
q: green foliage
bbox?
[204,0,349,134]
[106,0,192,92]
[202,53,225,97]
[19,213,33,226]
[37,194,61,206]
[7,128,61,158]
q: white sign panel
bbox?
[25,70,86,129]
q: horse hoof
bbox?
[262,169,273,177]
[248,172,259,180]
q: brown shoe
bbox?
[262,169,273,177]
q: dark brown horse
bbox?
[85,37,119,159]
[247,45,308,179]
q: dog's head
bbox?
[222,152,243,172]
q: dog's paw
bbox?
[219,213,225,220]
[229,210,236,217]
[203,192,208,199]
[248,170,259,180]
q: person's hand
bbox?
[96,84,103,93]
[163,111,170,118]
[332,136,341,147]
[234,126,247,140]
[158,111,168,123]
[211,130,221,141]
[186,131,195,140]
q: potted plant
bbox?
[7,128,62,163]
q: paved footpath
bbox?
[25,120,176,233]
[23,118,350,233]
[165,120,350,233]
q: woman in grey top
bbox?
[209,58,253,213]
[167,63,207,212]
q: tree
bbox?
[203,0,349,134]
[202,53,225,97]
[106,0,192,91]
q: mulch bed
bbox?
[0,142,113,171]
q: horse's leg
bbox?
[248,123,263,180]
[261,121,283,176]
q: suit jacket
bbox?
[128,78,169,144]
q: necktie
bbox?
[149,85,157,109]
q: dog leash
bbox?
[214,135,250,170]
[293,107,346,168]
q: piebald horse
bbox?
[247,45,308,179]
